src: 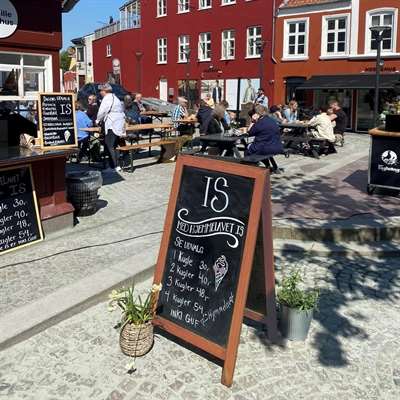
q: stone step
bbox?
[273,216,400,243]
[274,238,400,257]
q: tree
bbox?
[60,50,71,72]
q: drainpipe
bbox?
[271,0,278,64]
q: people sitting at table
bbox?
[206,105,229,134]
[220,100,233,127]
[86,94,99,124]
[269,105,286,123]
[76,101,92,163]
[204,93,215,108]
[284,100,299,122]
[172,96,191,135]
[245,105,284,160]
[254,88,269,109]
[196,99,213,134]
[124,94,140,124]
[328,100,347,146]
[132,93,151,124]
[308,106,336,144]
[96,83,126,173]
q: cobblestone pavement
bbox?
[1,253,400,400]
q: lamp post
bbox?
[255,39,266,88]
[183,48,191,105]
[370,25,391,127]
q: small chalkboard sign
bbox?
[153,155,277,387]
[0,165,44,255]
[38,93,78,150]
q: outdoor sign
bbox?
[0,0,18,39]
[370,134,400,189]
[153,155,277,387]
[0,165,43,255]
[38,93,78,150]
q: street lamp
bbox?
[254,39,266,88]
[183,48,191,104]
[370,25,391,126]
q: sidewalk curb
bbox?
[0,247,158,352]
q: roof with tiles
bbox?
[280,0,347,8]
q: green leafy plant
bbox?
[277,270,319,311]
[108,283,162,326]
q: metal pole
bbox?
[373,34,381,127]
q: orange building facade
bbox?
[273,0,400,132]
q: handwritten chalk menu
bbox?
[38,93,78,150]
[153,155,274,387]
[0,165,43,255]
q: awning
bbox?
[297,74,400,90]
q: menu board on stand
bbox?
[0,165,44,254]
[38,93,78,150]
[153,155,277,387]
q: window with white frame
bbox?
[178,0,190,13]
[0,52,51,98]
[222,0,235,5]
[157,38,167,63]
[284,19,308,58]
[367,10,396,53]
[120,0,141,29]
[198,32,211,61]
[323,16,348,55]
[106,44,112,57]
[199,0,211,9]
[157,0,167,16]
[178,35,190,62]
[247,26,262,58]
[222,30,235,59]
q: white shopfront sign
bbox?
[0,0,18,39]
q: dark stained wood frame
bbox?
[152,154,277,387]
[0,164,44,255]
[38,93,78,151]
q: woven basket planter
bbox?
[119,321,154,357]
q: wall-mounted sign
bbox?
[0,0,18,39]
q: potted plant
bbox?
[277,270,319,341]
[108,283,162,357]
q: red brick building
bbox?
[93,0,283,110]
[274,0,400,132]
[0,0,78,99]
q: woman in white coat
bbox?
[96,83,126,172]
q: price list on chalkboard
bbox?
[39,93,77,149]
[157,166,254,347]
[0,166,43,254]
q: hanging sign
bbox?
[0,0,18,39]
[153,155,277,387]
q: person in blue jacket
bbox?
[76,101,92,162]
[246,104,283,157]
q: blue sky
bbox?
[62,0,122,49]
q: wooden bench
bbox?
[241,154,284,174]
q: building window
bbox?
[367,9,397,53]
[120,0,141,29]
[198,32,211,61]
[0,52,50,98]
[178,0,190,13]
[199,0,211,9]
[76,47,85,62]
[284,19,308,58]
[157,38,167,64]
[157,0,167,16]
[322,16,348,55]
[106,44,112,57]
[178,35,190,62]
[222,30,235,60]
[247,26,262,58]
[221,0,235,5]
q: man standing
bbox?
[212,80,222,104]
[329,100,347,146]
[254,88,269,109]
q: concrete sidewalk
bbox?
[1,133,399,351]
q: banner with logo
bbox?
[370,136,400,189]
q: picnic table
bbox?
[199,133,243,158]
[140,110,169,123]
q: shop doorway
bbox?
[159,79,168,101]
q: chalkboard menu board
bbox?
[0,165,44,254]
[153,155,275,387]
[38,93,78,150]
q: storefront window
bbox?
[0,52,50,98]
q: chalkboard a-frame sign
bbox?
[153,155,277,387]
[38,93,78,150]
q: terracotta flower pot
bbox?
[119,321,154,357]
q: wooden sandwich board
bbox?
[152,155,277,387]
